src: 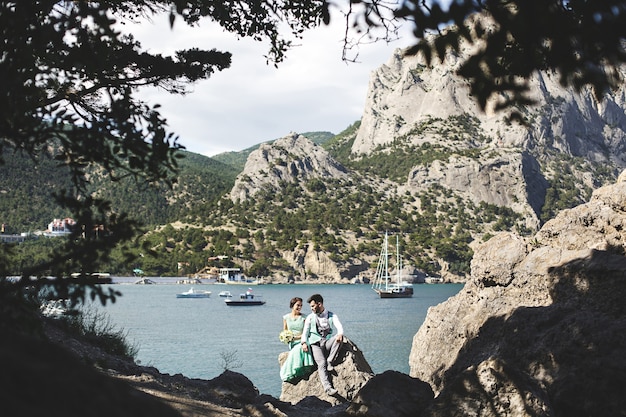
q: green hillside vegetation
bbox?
[334,115,489,183]
[115,169,530,278]
[0,147,238,232]
[0,147,75,233]
[1,124,618,279]
[539,151,616,222]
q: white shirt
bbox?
[301,309,343,344]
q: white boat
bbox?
[217,268,263,285]
[70,272,112,283]
[176,287,211,298]
[424,276,444,284]
[218,291,232,297]
[371,232,414,298]
[224,289,265,306]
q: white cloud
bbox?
[126,14,413,157]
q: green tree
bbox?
[0,0,329,313]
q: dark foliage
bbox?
[350,0,626,119]
[0,0,329,310]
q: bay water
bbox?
[97,280,462,398]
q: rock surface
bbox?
[345,370,434,417]
[229,132,349,202]
[279,338,373,406]
[354,28,626,169]
[408,170,626,416]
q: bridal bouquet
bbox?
[279,329,296,344]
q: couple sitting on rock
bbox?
[280,293,344,396]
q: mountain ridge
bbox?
[2,42,623,280]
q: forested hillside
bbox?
[1,122,619,279]
[0,146,239,233]
[3,40,625,281]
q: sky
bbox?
[127,13,415,157]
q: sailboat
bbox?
[372,232,414,298]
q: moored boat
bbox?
[224,289,265,306]
[70,272,112,284]
[424,276,444,284]
[218,291,232,297]
[176,287,211,298]
[371,232,414,298]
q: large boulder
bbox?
[279,338,373,406]
[408,171,626,416]
[346,370,434,417]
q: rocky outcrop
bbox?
[350,23,626,231]
[354,37,626,169]
[407,150,545,227]
[280,244,346,282]
[346,370,434,417]
[407,170,626,416]
[279,338,373,406]
[230,132,349,202]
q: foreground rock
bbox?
[1,318,347,417]
[279,338,373,406]
[409,170,626,416]
[346,370,434,417]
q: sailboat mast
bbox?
[384,232,389,291]
[396,235,401,285]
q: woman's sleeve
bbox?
[300,315,311,344]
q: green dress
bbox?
[280,314,315,382]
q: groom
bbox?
[300,293,344,396]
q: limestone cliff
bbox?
[351,32,626,227]
[229,132,349,202]
[354,42,626,167]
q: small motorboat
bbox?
[176,287,211,298]
[224,289,265,306]
[218,291,232,297]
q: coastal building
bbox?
[0,233,27,244]
[44,218,76,237]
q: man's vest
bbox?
[305,311,334,344]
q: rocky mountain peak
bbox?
[349,35,626,230]
[354,35,626,168]
[229,132,349,202]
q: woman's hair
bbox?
[289,297,303,308]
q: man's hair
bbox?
[307,293,323,304]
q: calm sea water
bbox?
[96,280,462,398]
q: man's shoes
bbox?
[326,364,334,372]
[325,387,338,396]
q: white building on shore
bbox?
[43,218,75,237]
